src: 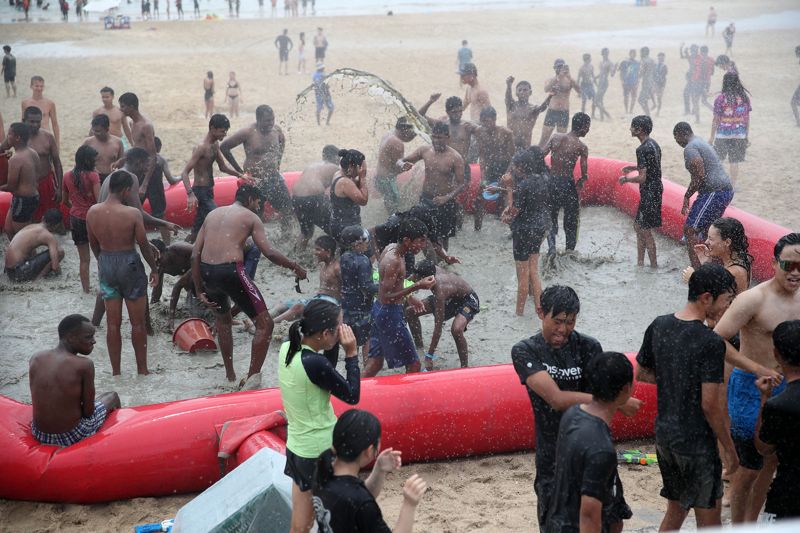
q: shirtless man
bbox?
[192,184,307,386]
[291,144,339,251]
[538,60,581,148]
[15,106,63,223]
[181,114,244,243]
[4,209,64,282]
[83,114,124,183]
[148,239,194,330]
[714,233,800,524]
[595,48,615,121]
[505,76,553,150]
[577,54,596,117]
[363,217,436,377]
[87,170,159,376]
[637,47,657,117]
[91,87,132,147]
[406,259,480,370]
[0,122,40,236]
[460,63,491,123]
[474,106,514,231]
[220,105,295,238]
[619,50,640,115]
[21,76,59,147]
[117,92,157,196]
[374,117,417,215]
[543,112,590,256]
[29,314,120,447]
[400,121,466,249]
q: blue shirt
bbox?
[457,47,473,68]
[340,251,377,313]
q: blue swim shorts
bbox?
[685,190,734,237]
[728,368,786,440]
[368,301,419,369]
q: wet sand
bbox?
[1,0,798,530]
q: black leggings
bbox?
[547,176,580,253]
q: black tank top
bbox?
[330,176,361,227]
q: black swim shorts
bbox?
[635,189,663,230]
[419,194,458,241]
[656,444,723,510]
[70,216,89,245]
[146,171,168,219]
[258,173,292,213]
[191,185,217,234]
[5,249,52,282]
[512,223,547,261]
[424,291,481,323]
[292,194,331,238]
[98,250,148,301]
[11,194,40,223]
[200,261,268,319]
[543,109,570,129]
[284,448,317,492]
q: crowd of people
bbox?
[1,12,800,531]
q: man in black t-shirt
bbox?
[755,320,800,521]
[512,285,641,530]
[636,263,738,530]
[619,115,662,268]
[546,352,635,533]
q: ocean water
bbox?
[0,0,646,24]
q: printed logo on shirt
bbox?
[542,362,583,381]
[312,496,334,533]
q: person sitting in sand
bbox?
[4,208,64,283]
[312,409,428,532]
[29,314,120,447]
[406,259,480,370]
[272,235,341,324]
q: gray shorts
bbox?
[98,250,148,301]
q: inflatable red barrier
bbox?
[0,355,655,504]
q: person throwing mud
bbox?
[220,105,295,239]
[543,112,591,257]
[538,60,581,148]
[29,314,120,447]
[192,184,307,388]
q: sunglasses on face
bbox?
[777,260,800,273]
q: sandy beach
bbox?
[1,0,799,530]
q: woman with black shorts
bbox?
[62,145,101,294]
[500,147,551,316]
[278,299,360,532]
[328,148,368,243]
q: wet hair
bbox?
[673,121,693,136]
[431,121,450,136]
[711,217,753,274]
[154,136,162,152]
[285,298,342,366]
[338,148,365,170]
[314,409,382,491]
[72,145,98,195]
[118,92,139,110]
[413,259,436,279]
[517,80,532,89]
[235,184,263,205]
[207,71,213,78]
[31,75,44,84]
[2,45,10,52]
[582,53,590,61]
[715,54,730,66]
[125,147,149,164]
[100,86,114,95]
[687,263,736,301]
[774,233,800,260]
[773,320,800,366]
[9,122,30,144]
[23,106,43,119]
[631,115,653,135]
[658,52,665,58]
[209,113,231,130]
[322,144,339,160]
[91,114,110,130]
[445,96,463,112]
[150,238,167,256]
[513,146,548,176]
[300,32,305,41]
[256,105,274,121]
[571,112,591,131]
[314,235,337,255]
[586,352,633,402]
[58,314,90,339]
[541,285,580,318]
[462,39,468,45]
[479,106,497,121]
[700,45,709,54]
[340,225,368,247]
[398,217,427,242]
[108,170,134,193]
[601,47,609,55]
[43,208,62,227]
[721,72,750,107]
[640,46,650,57]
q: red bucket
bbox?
[172,318,218,353]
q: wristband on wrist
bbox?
[425,353,440,361]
